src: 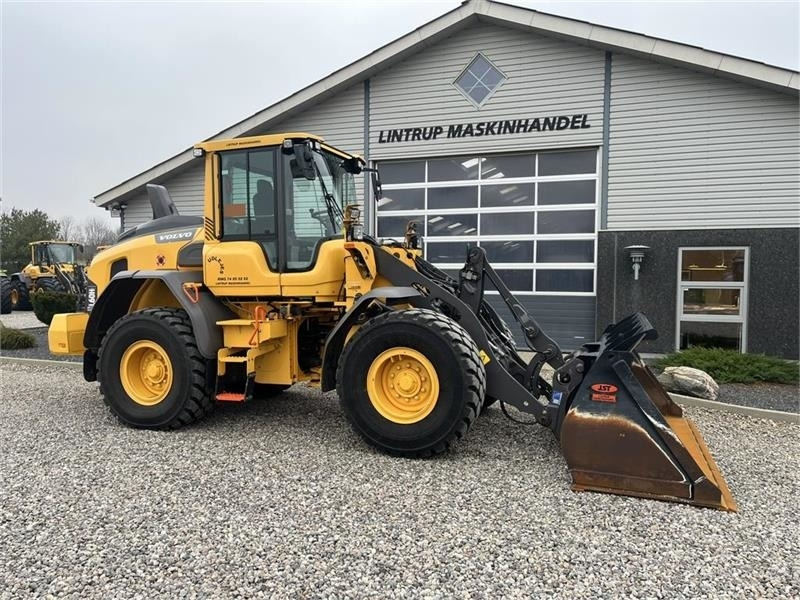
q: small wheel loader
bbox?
[8,241,85,311]
[49,133,736,511]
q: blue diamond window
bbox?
[454,53,506,107]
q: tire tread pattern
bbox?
[337,308,486,458]
[98,307,213,430]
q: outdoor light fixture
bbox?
[192,148,205,158]
[625,245,650,281]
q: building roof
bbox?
[95,0,799,208]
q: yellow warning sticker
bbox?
[479,350,491,365]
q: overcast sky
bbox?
[1,0,798,223]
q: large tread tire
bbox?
[98,307,214,430]
[12,280,32,311]
[337,308,486,458]
[34,277,66,293]
[0,278,13,314]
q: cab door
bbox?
[204,146,282,296]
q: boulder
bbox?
[657,366,719,401]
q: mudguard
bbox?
[83,270,235,359]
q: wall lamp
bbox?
[624,245,650,281]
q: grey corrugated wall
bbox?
[369,22,605,159]
[607,54,800,230]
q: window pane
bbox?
[378,215,424,238]
[481,183,535,207]
[680,322,742,351]
[428,186,478,210]
[427,214,478,236]
[481,155,535,179]
[377,189,424,211]
[537,210,595,234]
[536,269,593,292]
[428,157,479,181]
[538,180,596,205]
[469,86,491,104]
[537,240,594,263]
[380,161,425,185]
[469,54,492,77]
[485,270,533,292]
[426,241,470,263]
[683,288,741,316]
[539,150,597,176]
[481,241,534,263]
[481,212,535,235]
[681,249,746,282]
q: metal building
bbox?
[93,0,800,358]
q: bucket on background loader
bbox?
[555,313,737,512]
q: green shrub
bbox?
[654,347,799,385]
[0,325,36,349]
[30,291,77,326]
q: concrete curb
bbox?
[669,392,799,424]
[0,356,83,370]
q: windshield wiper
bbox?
[312,154,344,234]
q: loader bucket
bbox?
[559,314,737,511]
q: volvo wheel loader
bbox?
[49,133,736,511]
[8,240,85,312]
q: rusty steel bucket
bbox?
[557,315,737,512]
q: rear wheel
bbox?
[98,307,213,429]
[0,278,13,314]
[337,309,486,457]
[34,277,65,293]
[12,280,31,310]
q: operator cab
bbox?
[214,136,361,272]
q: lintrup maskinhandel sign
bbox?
[377,114,590,144]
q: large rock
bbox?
[657,366,719,401]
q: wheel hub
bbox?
[120,341,173,406]
[367,347,440,424]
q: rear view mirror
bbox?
[291,143,316,180]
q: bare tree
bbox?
[58,215,78,241]
[81,216,118,258]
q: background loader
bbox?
[6,240,85,312]
[49,133,735,511]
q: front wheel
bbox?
[337,309,486,458]
[98,307,213,429]
[34,277,66,293]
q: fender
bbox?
[83,270,235,360]
[320,286,426,392]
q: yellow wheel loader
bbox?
[9,241,85,311]
[49,133,736,511]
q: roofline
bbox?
[94,0,799,207]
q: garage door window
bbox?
[377,150,598,295]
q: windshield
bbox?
[46,244,76,264]
[286,148,357,237]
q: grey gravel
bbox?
[0,311,43,330]
[1,362,799,599]
[719,383,799,414]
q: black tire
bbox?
[13,280,32,311]
[0,278,13,314]
[34,277,65,293]
[98,307,214,429]
[337,308,486,458]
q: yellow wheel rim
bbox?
[367,347,440,424]
[119,341,173,406]
[10,288,18,305]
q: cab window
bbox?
[220,148,277,268]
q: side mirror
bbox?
[371,172,383,201]
[291,143,316,181]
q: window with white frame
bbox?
[677,247,749,352]
[376,149,598,295]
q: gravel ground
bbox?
[1,362,798,599]
[0,311,43,330]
